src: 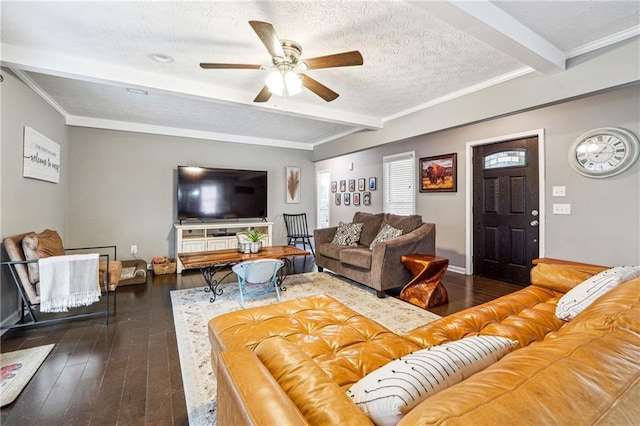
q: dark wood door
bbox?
[473,137,539,286]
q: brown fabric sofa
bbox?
[209,259,640,425]
[313,212,436,297]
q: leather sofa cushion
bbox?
[400,330,640,425]
[339,247,372,269]
[352,212,384,247]
[398,279,640,426]
[382,213,422,235]
[530,262,601,293]
[208,295,422,389]
[255,337,374,426]
[556,266,640,321]
[559,277,640,334]
[3,232,41,304]
[404,285,565,349]
[22,229,65,284]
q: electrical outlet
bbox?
[130,245,138,254]
[552,186,566,197]
[552,204,571,215]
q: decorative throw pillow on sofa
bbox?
[331,222,364,247]
[382,213,423,234]
[369,224,402,250]
[352,212,385,247]
[346,335,518,426]
[555,266,640,321]
[22,229,66,284]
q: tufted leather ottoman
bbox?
[208,294,421,388]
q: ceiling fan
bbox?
[200,21,364,103]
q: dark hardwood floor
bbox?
[1,257,522,425]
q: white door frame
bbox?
[465,128,546,275]
[316,169,331,229]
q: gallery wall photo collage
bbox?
[331,177,376,206]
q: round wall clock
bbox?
[568,127,640,178]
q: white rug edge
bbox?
[0,343,55,407]
[171,290,205,425]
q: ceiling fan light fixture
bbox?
[266,70,302,97]
[266,70,284,96]
[284,71,302,95]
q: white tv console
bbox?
[174,221,273,273]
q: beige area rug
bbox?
[170,272,441,425]
[0,344,55,407]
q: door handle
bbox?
[530,220,539,227]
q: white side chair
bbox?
[231,259,285,308]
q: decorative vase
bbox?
[250,242,261,253]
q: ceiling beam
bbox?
[409,1,566,73]
[65,116,316,150]
[0,43,383,130]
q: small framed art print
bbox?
[368,177,377,190]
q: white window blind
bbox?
[383,151,415,215]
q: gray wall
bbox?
[66,127,315,263]
[1,70,69,326]
[316,84,640,269]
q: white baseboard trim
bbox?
[0,310,21,336]
[447,265,467,275]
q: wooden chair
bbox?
[231,259,284,308]
[283,213,315,256]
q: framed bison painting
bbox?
[419,153,457,192]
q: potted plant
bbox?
[240,229,267,253]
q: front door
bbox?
[473,137,539,285]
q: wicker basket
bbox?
[153,260,176,275]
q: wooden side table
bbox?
[400,254,449,309]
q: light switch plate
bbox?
[553,204,571,215]
[552,186,566,197]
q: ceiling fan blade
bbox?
[249,20,285,58]
[254,86,272,103]
[200,63,262,69]
[300,74,339,102]
[303,51,363,70]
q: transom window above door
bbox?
[483,150,526,169]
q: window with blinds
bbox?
[383,151,415,215]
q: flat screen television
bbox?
[177,166,267,221]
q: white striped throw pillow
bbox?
[346,335,517,426]
[555,266,640,321]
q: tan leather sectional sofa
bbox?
[313,212,436,297]
[209,259,640,425]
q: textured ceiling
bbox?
[1,1,639,150]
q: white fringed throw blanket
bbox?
[38,253,101,313]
